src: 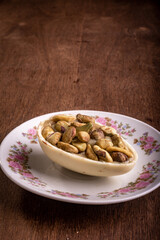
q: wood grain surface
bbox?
[0,0,160,239]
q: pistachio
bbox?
[76,122,93,134]
[57,142,78,153]
[77,131,90,143]
[111,152,128,162]
[101,126,117,136]
[71,121,86,127]
[52,114,76,123]
[47,132,62,145]
[62,126,76,143]
[96,138,113,149]
[111,134,125,148]
[90,122,102,132]
[93,145,113,162]
[55,121,70,133]
[76,114,95,123]
[90,129,104,140]
[42,126,54,139]
[106,147,133,158]
[72,141,87,152]
[85,144,98,161]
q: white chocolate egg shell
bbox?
[37,115,138,177]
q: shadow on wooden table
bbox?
[19,188,159,240]
[20,188,138,221]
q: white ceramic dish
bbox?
[0,110,160,205]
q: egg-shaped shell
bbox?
[37,116,138,177]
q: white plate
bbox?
[0,110,160,205]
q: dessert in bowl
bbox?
[38,113,138,177]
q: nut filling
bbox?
[41,114,133,163]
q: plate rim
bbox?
[0,110,160,205]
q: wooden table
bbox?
[0,0,159,239]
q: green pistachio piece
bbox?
[71,121,86,127]
[110,152,128,162]
[42,126,54,139]
[62,126,76,143]
[93,145,113,162]
[57,142,78,153]
[77,131,90,143]
[72,141,87,152]
[55,121,70,133]
[90,129,104,140]
[52,114,76,123]
[47,132,62,145]
[76,114,95,123]
[96,138,113,149]
[76,122,93,134]
[111,134,125,148]
[101,126,117,136]
[85,144,98,161]
[106,146,133,158]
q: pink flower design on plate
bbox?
[22,146,27,150]
[23,172,34,178]
[135,181,150,189]
[9,161,23,170]
[7,142,47,188]
[134,132,160,155]
[154,144,160,150]
[96,117,106,125]
[22,127,38,144]
[143,143,152,150]
[118,187,131,193]
[147,164,153,168]
[15,154,25,161]
[111,124,117,130]
[28,128,37,135]
[146,137,154,142]
[110,120,115,124]
[140,137,145,141]
[139,173,152,179]
[98,161,160,199]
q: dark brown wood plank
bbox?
[0,0,160,240]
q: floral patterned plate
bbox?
[0,110,160,205]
